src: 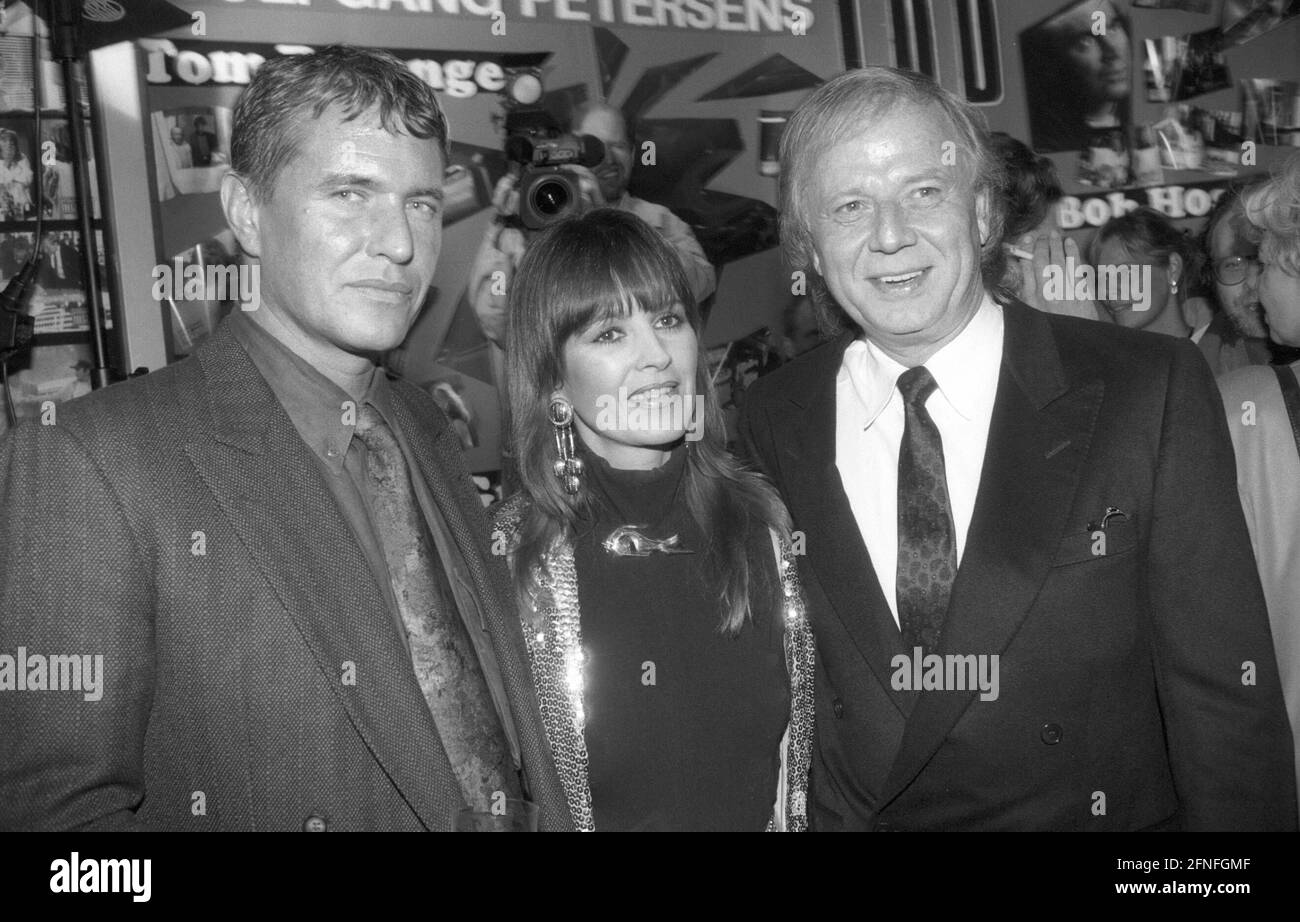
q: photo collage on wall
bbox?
[1024,0,1299,190]
[1020,0,1136,186]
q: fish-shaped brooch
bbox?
[602,525,694,557]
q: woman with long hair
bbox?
[492,208,812,831]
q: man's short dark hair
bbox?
[230,44,448,202]
[990,132,1062,241]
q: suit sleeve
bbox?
[737,382,777,486]
[1147,341,1297,830]
[0,422,154,830]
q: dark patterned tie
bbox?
[354,404,521,810]
[895,366,957,655]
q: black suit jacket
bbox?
[740,299,1297,831]
[0,321,570,830]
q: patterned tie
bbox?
[354,403,521,810]
[895,366,957,655]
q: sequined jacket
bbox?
[492,493,815,831]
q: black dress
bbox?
[572,442,789,831]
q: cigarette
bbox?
[1003,244,1033,260]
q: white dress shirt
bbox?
[835,296,1005,625]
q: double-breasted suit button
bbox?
[1040,723,1063,745]
[832,697,844,718]
[302,814,328,832]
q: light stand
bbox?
[50,0,109,389]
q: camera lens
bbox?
[533,180,570,215]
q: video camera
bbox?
[503,107,606,230]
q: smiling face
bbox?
[558,300,698,470]
[1093,237,1176,331]
[225,105,445,367]
[807,102,990,363]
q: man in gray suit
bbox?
[0,46,569,831]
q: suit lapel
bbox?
[776,334,914,720]
[182,326,459,830]
[879,302,1105,807]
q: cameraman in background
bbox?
[468,101,716,346]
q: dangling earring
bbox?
[1169,276,1179,296]
[549,397,584,495]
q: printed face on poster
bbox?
[1021,0,1133,153]
[0,120,37,222]
[0,229,111,336]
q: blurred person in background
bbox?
[469,102,714,349]
[1089,207,1204,342]
[990,131,1102,321]
[1217,153,1300,824]
[1198,178,1282,372]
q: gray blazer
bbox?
[0,321,570,831]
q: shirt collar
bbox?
[840,294,1004,429]
[229,309,390,473]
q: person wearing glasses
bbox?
[1217,153,1300,826]
[1195,179,1276,375]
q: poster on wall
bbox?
[0,229,111,335]
[1221,0,1300,47]
[129,2,843,470]
[1144,30,1233,103]
[0,118,38,222]
[151,105,231,200]
[1021,0,1133,154]
[0,342,95,436]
